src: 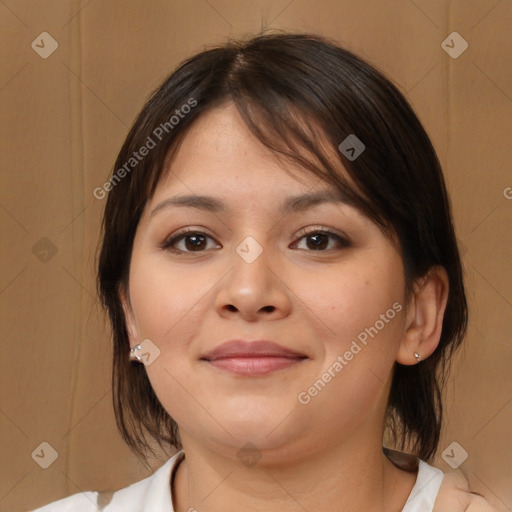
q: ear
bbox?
[397,266,449,365]
[119,284,140,345]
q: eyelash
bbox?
[161,226,351,254]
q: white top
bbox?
[32,451,444,512]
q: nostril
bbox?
[261,305,275,313]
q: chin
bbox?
[214,410,307,450]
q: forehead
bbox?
[152,103,347,203]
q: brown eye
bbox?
[182,234,208,251]
[293,229,351,251]
[162,231,220,253]
[305,233,329,250]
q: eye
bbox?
[292,227,351,251]
[162,229,221,253]
[161,227,350,254]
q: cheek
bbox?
[128,252,210,342]
[295,255,405,345]
[127,256,212,427]
[297,254,405,406]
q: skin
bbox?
[122,103,449,512]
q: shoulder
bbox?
[433,468,501,512]
[29,452,183,512]
[384,448,501,512]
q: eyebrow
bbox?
[149,189,354,218]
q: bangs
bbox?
[232,94,395,240]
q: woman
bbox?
[32,33,498,511]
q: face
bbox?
[123,103,409,463]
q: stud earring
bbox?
[414,352,422,363]
[129,344,142,362]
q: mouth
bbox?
[200,340,309,376]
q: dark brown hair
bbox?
[97,32,468,463]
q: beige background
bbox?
[0,1,511,511]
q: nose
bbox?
[214,244,292,322]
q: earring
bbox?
[414,352,422,363]
[129,344,142,362]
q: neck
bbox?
[172,429,417,512]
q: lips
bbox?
[200,340,308,376]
